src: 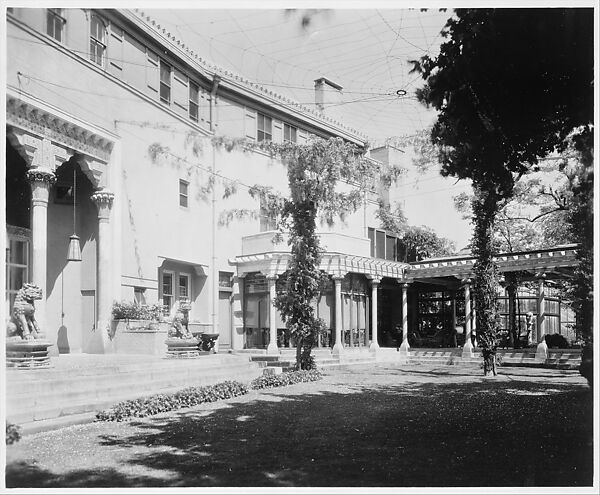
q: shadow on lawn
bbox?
[6,378,593,488]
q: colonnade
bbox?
[24,163,114,351]
[262,273,549,357]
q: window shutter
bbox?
[123,32,146,89]
[146,49,159,97]
[172,68,188,116]
[245,108,257,140]
[298,129,308,144]
[272,119,283,143]
[107,24,123,77]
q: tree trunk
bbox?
[471,184,501,376]
[505,273,519,349]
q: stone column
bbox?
[399,283,410,361]
[91,189,115,353]
[472,306,478,348]
[332,275,344,356]
[369,278,381,351]
[535,273,548,362]
[462,279,474,358]
[27,168,56,338]
[266,274,279,355]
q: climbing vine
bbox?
[213,135,400,369]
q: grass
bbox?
[4,364,594,488]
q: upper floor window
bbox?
[89,14,106,66]
[189,81,199,122]
[257,113,272,142]
[284,123,297,143]
[160,60,171,104]
[47,8,65,42]
[179,179,189,208]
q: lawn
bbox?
[4,363,594,488]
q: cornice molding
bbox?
[7,95,113,162]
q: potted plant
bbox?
[109,301,169,355]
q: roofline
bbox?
[414,244,580,265]
[118,9,367,146]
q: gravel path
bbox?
[4,363,594,488]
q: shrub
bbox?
[96,381,249,422]
[6,422,21,445]
[250,369,323,390]
[545,333,570,349]
[112,301,166,321]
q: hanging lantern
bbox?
[67,165,82,262]
[67,234,82,261]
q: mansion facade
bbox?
[4,8,578,359]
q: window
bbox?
[6,234,30,315]
[89,14,106,66]
[179,179,189,208]
[189,81,199,122]
[219,271,234,289]
[161,272,174,310]
[160,60,171,104]
[47,8,65,42]
[134,287,146,305]
[283,123,297,143]
[257,113,272,142]
[178,274,191,301]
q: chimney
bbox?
[314,77,343,113]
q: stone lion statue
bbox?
[6,283,43,341]
[168,300,194,340]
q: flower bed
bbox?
[250,369,323,390]
[96,381,249,422]
[95,370,324,422]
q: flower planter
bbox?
[109,319,170,356]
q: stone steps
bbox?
[5,353,264,427]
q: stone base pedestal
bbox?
[535,340,548,363]
[399,341,410,364]
[165,338,204,358]
[462,340,474,358]
[369,342,380,352]
[6,339,53,368]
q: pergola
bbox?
[405,244,579,357]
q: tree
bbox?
[564,127,594,385]
[377,201,455,261]
[411,8,594,375]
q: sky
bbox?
[143,6,475,249]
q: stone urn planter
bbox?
[110,320,170,355]
[110,301,169,355]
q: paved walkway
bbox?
[5,364,594,489]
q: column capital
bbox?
[332,275,345,282]
[402,282,410,289]
[265,273,278,281]
[461,278,472,286]
[91,188,114,219]
[370,276,382,286]
[535,272,547,280]
[27,168,56,185]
